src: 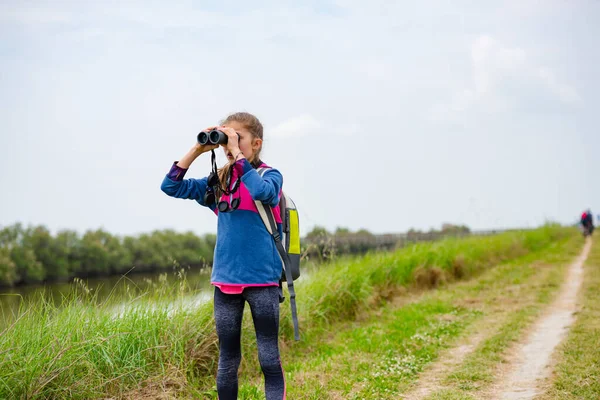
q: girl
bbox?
[160,112,286,399]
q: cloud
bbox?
[432,34,581,123]
[538,67,581,103]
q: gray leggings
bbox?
[214,286,286,400]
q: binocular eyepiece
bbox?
[197,129,240,146]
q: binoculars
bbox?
[197,129,240,146]
[203,171,241,212]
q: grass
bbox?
[282,225,568,340]
[419,238,583,399]
[0,278,219,399]
[0,225,573,399]
[231,231,581,399]
[537,238,600,399]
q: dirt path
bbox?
[402,330,487,399]
[489,238,592,400]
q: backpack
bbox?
[255,167,301,340]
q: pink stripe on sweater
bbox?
[221,164,282,222]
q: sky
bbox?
[0,0,599,237]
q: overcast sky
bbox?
[1,0,598,237]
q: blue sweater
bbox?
[160,159,284,286]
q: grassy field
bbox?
[0,225,574,399]
[236,229,582,399]
[537,238,600,400]
[413,237,583,400]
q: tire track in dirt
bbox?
[489,238,592,400]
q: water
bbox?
[0,267,214,324]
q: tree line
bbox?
[0,224,215,287]
[303,224,471,260]
[0,222,470,287]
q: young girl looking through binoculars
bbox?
[160,112,287,400]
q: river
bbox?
[0,268,214,325]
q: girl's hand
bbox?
[219,126,241,155]
[176,126,220,169]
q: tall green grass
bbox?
[0,225,571,399]
[282,224,569,339]
[539,237,600,399]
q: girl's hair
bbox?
[216,112,264,198]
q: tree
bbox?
[0,223,23,248]
[440,223,470,235]
[306,226,330,240]
[355,229,374,237]
[26,226,71,281]
[55,230,82,278]
[79,230,112,276]
[335,227,351,236]
[0,247,18,286]
[10,246,45,283]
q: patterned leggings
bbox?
[214,286,286,400]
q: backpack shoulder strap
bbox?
[255,168,276,235]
